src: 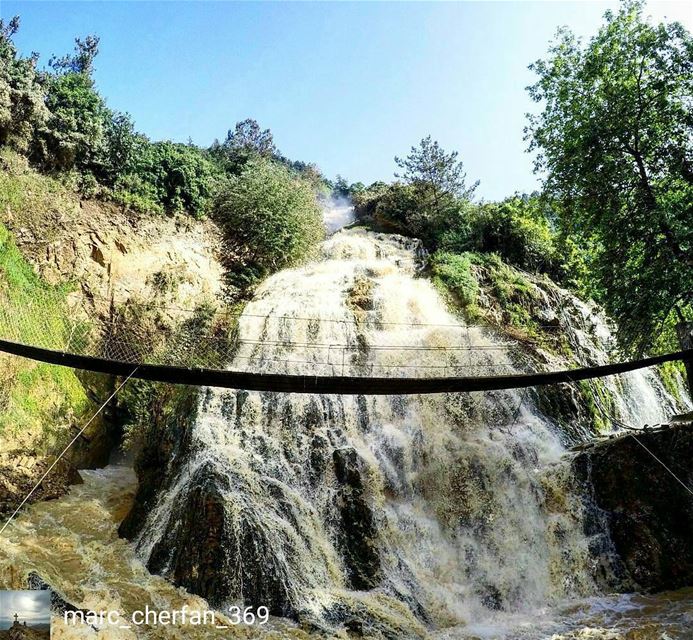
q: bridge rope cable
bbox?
[1,287,691,393]
[0,336,690,395]
[0,366,139,536]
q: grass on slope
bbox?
[0,221,93,448]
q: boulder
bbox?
[572,423,693,592]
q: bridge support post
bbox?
[676,321,693,398]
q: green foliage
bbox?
[208,118,276,174]
[526,0,693,354]
[651,308,692,401]
[0,22,329,225]
[0,221,73,348]
[430,252,480,314]
[431,250,548,343]
[49,34,100,75]
[450,197,558,272]
[0,148,80,234]
[0,222,92,443]
[0,361,91,445]
[97,111,140,185]
[212,159,324,288]
[352,181,389,220]
[114,140,220,217]
[0,17,49,154]
[440,194,594,291]
[474,252,543,335]
[36,71,108,173]
[390,136,479,248]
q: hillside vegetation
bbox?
[0,220,95,453]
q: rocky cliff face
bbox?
[8,200,225,326]
[572,423,693,592]
[0,156,227,517]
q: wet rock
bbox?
[118,386,199,539]
[148,462,296,616]
[333,448,382,590]
[147,463,235,607]
[309,434,329,482]
[0,453,82,516]
[573,424,693,592]
[322,600,426,640]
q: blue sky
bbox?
[1,1,690,200]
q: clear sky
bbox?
[1,1,691,200]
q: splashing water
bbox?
[322,196,355,235]
[0,228,689,639]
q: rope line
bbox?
[627,432,693,497]
[0,367,139,535]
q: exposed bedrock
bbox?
[573,423,693,592]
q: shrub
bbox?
[212,159,324,287]
[35,72,108,173]
[115,141,220,216]
[0,18,49,154]
[430,252,480,314]
[454,197,559,272]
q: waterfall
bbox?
[322,196,355,235]
[132,229,688,638]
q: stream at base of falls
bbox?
[0,465,690,639]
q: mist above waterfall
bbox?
[322,195,356,235]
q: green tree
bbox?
[0,17,49,154]
[394,136,478,247]
[209,118,277,174]
[37,71,107,173]
[115,140,219,216]
[526,0,692,353]
[33,36,108,174]
[48,35,100,75]
[97,111,140,185]
[212,159,324,287]
[457,196,561,275]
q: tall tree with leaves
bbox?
[34,35,108,173]
[0,17,49,153]
[394,136,478,247]
[526,0,692,354]
[209,118,277,173]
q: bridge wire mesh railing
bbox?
[0,286,567,378]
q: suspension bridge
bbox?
[0,288,691,395]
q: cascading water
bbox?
[0,228,688,639]
[128,228,688,638]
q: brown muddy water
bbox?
[0,465,689,640]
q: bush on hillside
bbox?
[0,18,49,154]
[211,159,324,288]
[113,141,220,217]
[444,197,559,273]
[34,72,108,173]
